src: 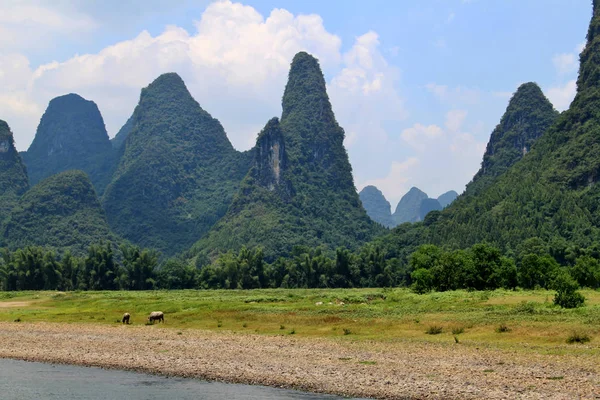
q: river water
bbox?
[0,358,366,400]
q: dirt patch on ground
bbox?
[0,322,598,399]
[0,301,33,308]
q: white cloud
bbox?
[401,124,444,151]
[553,53,577,75]
[546,80,576,111]
[0,2,97,50]
[426,83,481,105]
[445,110,468,132]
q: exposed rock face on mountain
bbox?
[467,82,558,194]
[191,52,382,261]
[2,170,114,253]
[378,2,600,256]
[392,187,428,225]
[437,190,458,208]
[419,198,442,221]
[359,186,393,228]
[0,120,29,225]
[101,73,252,256]
[22,94,114,194]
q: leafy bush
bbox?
[552,271,585,309]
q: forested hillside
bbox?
[0,120,29,225]
[101,73,253,256]
[2,170,116,254]
[377,3,600,261]
[191,52,382,261]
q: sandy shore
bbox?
[0,322,598,399]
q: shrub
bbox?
[451,327,465,335]
[552,271,585,309]
[426,325,443,335]
[343,328,352,335]
[566,331,591,344]
[495,324,511,333]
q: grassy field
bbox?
[1,288,599,354]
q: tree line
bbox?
[1,238,597,308]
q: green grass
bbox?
[0,288,599,355]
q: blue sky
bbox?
[0,0,590,206]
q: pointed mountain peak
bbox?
[145,72,188,93]
[467,81,558,193]
[281,52,334,123]
[359,186,394,228]
[24,92,112,187]
[407,187,427,197]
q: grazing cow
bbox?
[148,311,164,324]
[122,313,130,324]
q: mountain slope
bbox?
[378,2,600,257]
[0,120,29,225]
[466,82,558,195]
[2,170,115,253]
[392,187,428,225]
[359,186,393,228]
[101,73,252,255]
[22,94,115,194]
[191,52,382,261]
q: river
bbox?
[0,358,367,400]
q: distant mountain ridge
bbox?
[359,186,457,228]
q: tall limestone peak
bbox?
[467,82,558,194]
[392,187,428,225]
[359,186,394,228]
[191,52,381,261]
[2,170,115,254]
[23,93,113,190]
[102,72,252,255]
[0,120,29,224]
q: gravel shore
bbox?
[0,322,598,399]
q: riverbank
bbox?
[0,321,598,399]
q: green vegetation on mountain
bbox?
[2,170,115,254]
[392,187,428,224]
[22,94,115,194]
[437,190,458,208]
[377,3,600,262]
[191,52,382,261]
[359,186,393,228]
[467,82,558,195]
[102,73,252,256]
[0,120,29,225]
